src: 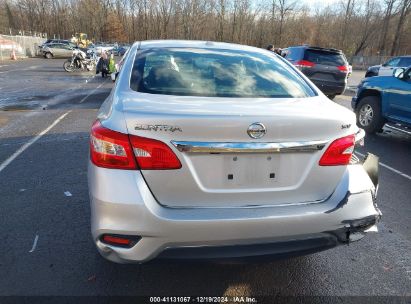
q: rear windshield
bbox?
[399,57,411,67]
[284,47,302,61]
[304,49,346,66]
[130,48,316,98]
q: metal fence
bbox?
[0,34,47,61]
[0,30,399,69]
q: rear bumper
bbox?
[88,159,380,263]
[311,80,346,95]
[157,234,339,261]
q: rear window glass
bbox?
[284,47,301,61]
[130,48,316,98]
[304,50,346,66]
[399,57,411,67]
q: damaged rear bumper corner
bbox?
[333,152,381,244]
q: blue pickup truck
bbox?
[352,66,411,134]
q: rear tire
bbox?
[356,96,385,134]
[365,72,376,78]
[45,52,53,59]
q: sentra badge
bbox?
[135,124,183,132]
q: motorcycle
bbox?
[63,49,97,72]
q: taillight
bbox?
[319,135,355,166]
[90,120,181,170]
[338,65,348,73]
[295,60,315,68]
[90,120,137,169]
[129,135,182,170]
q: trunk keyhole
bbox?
[270,173,275,179]
[228,174,234,180]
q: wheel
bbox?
[356,96,385,134]
[327,94,336,100]
[365,72,376,78]
[63,60,75,72]
[45,52,53,59]
[88,62,96,71]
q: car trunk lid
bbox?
[122,93,356,208]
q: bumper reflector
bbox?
[100,234,141,248]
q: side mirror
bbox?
[393,68,405,79]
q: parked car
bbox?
[42,43,74,59]
[88,43,114,55]
[112,46,128,56]
[88,40,380,263]
[111,46,120,56]
[365,56,411,78]
[40,39,76,49]
[353,66,411,134]
[283,46,349,99]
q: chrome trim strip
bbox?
[171,140,328,153]
[162,197,327,209]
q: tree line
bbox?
[0,0,410,57]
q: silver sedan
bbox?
[42,43,74,59]
[88,40,381,263]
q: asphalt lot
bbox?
[0,58,410,297]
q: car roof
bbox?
[136,40,271,54]
[47,43,68,46]
[287,45,343,53]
